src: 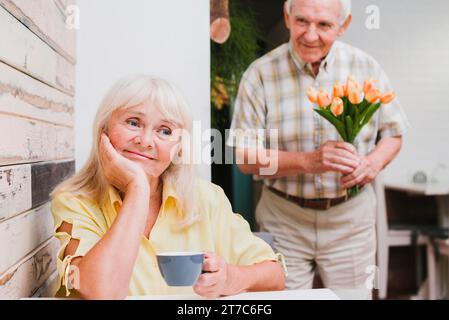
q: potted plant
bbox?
[210,1,261,228]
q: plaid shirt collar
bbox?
[288,40,337,76]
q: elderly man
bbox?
[227,0,409,293]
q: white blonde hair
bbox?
[51,74,198,226]
[285,0,351,24]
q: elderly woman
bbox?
[51,75,285,299]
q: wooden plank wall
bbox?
[0,0,76,299]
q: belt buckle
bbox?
[324,199,331,210]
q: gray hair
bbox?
[285,0,351,25]
[51,74,199,227]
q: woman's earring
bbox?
[174,149,183,164]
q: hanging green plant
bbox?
[211,1,261,119]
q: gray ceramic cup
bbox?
[156,251,204,286]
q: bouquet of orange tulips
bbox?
[307,75,396,197]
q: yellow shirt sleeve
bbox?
[51,193,105,297]
[210,185,278,266]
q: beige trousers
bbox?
[256,184,377,293]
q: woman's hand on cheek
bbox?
[99,133,148,192]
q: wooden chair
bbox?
[426,237,449,299]
[374,175,435,299]
[437,239,449,256]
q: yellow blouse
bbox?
[51,179,278,297]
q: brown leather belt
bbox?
[267,186,351,210]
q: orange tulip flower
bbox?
[317,89,331,108]
[330,97,344,116]
[307,87,318,104]
[363,78,377,95]
[346,75,360,92]
[333,82,345,98]
[347,83,361,104]
[380,91,396,104]
[365,88,381,103]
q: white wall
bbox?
[75,0,210,179]
[341,0,449,183]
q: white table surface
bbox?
[384,178,449,196]
[23,289,371,300]
[127,288,371,300]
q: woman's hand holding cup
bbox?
[193,252,230,298]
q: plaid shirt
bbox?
[227,40,410,199]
